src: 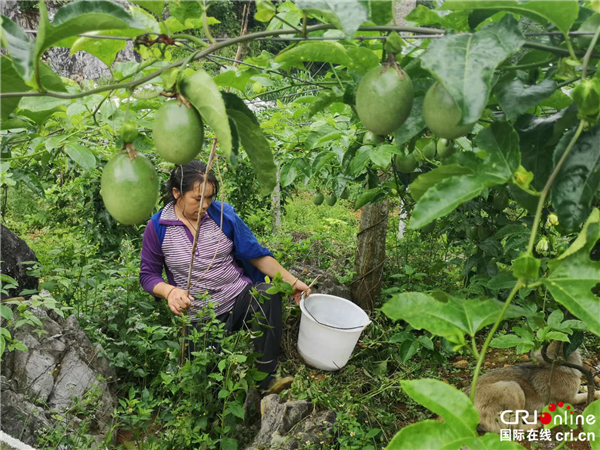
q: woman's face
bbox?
[173,181,215,222]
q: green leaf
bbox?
[168,0,203,23]
[410,165,473,201]
[490,334,525,348]
[420,15,525,125]
[512,253,540,281]
[220,437,238,450]
[182,69,232,158]
[460,434,528,450]
[545,331,570,342]
[547,309,564,328]
[347,47,380,74]
[401,379,478,438]
[256,0,276,22]
[370,144,400,168]
[12,169,46,197]
[364,1,392,25]
[275,41,352,66]
[392,97,427,146]
[405,5,443,26]
[442,0,579,35]
[551,123,600,233]
[545,208,600,337]
[583,400,600,450]
[312,150,338,175]
[70,30,127,67]
[409,122,520,229]
[516,109,574,192]
[387,421,461,450]
[35,1,144,60]
[64,144,96,170]
[227,110,276,196]
[1,15,35,86]
[308,90,343,117]
[495,78,556,121]
[159,16,220,34]
[296,0,368,37]
[355,187,384,210]
[382,292,528,343]
[1,55,30,120]
[0,305,13,321]
[214,67,257,92]
[131,1,165,17]
[225,403,245,420]
[222,92,260,126]
[17,97,70,124]
[488,272,518,291]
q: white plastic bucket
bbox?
[298,293,371,371]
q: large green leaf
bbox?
[1,55,30,119]
[35,1,143,60]
[131,1,165,17]
[64,143,96,170]
[409,122,520,228]
[420,15,525,125]
[70,31,127,67]
[392,96,426,146]
[214,67,257,92]
[182,70,232,158]
[545,209,600,337]
[308,90,343,117]
[275,41,352,66]
[516,109,574,192]
[401,379,478,438]
[346,47,379,74]
[442,1,579,35]
[0,15,35,86]
[17,97,70,124]
[410,165,474,201]
[227,110,276,196]
[296,0,368,37]
[495,78,556,121]
[382,292,528,344]
[363,1,393,25]
[168,0,203,23]
[551,123,600,233]
[222,92,260,126]
[387,421,462,450]
[583,400,600,450]
[370,144,400,168]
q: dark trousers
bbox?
[186,282,283,376]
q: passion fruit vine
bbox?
[355,62,414,136]
[101,150,159,225]
[153,100,204,165]
[423,82,475,140]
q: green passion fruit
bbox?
[326,194,337,206]
[313,192,325,206]
[424,83,475,140]
[101,152,159,225]
[394,153,418,173]
[363,131,385,146]
[355,64,414,136]
[153,101,204,165]
[119,122,139,144]
[340,188,350,200]
[437,139,456,159]
[421,141,436,160]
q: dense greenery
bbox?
[2,0,600,449]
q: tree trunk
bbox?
[351,200,389,312]
[271,164,282,233]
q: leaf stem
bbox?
[581,24,600,79]
[526,120,585,254]
[330,63,345,91]
[564,35,578,61]
[499,56,557,71]
[470,279,523,401]
[174,34,209,48]
[202,3,216,45]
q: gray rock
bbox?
[0,226,38,300]
[289,265,351,300]
[1,305,117,446]
[246,395,335,449]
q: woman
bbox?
[139,160,310,393]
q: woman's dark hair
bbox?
[165,160,219,205]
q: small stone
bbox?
[484,362,492,367]
[453,360,469,369]
[519,354,530,361]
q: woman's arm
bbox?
[249,255,311,304]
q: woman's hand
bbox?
[293,280,311,306]
[166,287,193,316]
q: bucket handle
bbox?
[301,292,369,331]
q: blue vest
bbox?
[150,201,272,284]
